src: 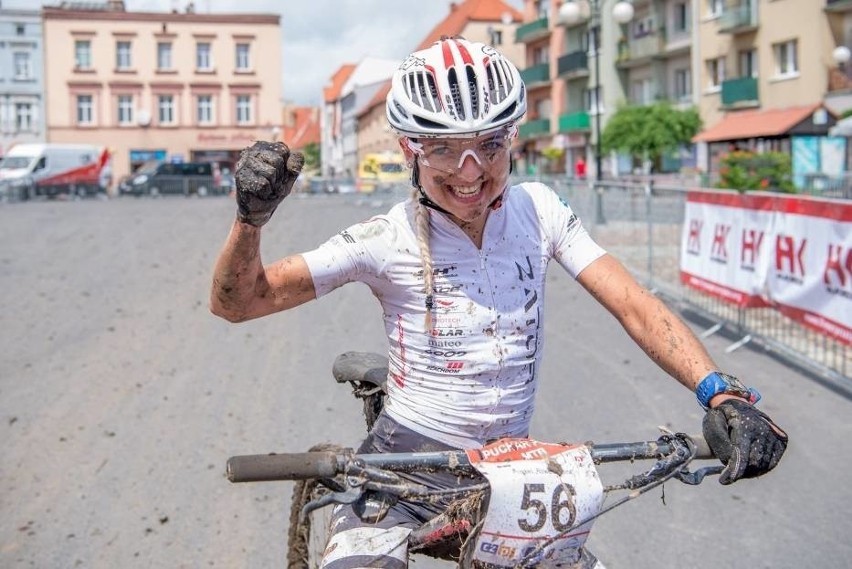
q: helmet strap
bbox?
[412,160,453,216]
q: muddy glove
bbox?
[234,141,304,227]
[703,399,788,485]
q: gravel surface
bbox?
[1,194,849,568]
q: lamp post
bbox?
[833,45,852,89]
[558,1,634,183]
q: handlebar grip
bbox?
[226,452,339,482]
[689,434,715,460]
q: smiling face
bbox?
[400,131,512,230]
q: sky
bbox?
[5,0,525,105]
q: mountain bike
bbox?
[227,352,721,569]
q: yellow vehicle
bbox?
[357,152,408,193]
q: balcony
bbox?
[826,0,852,13]
[520,63,551,88]
[558,111,590,132]
[718,4,759,34]
[519,118,551,138]
[721,77,759,108]
[557,50,589,78]
[516,17,550,43]
[617,33,665,67]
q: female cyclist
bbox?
[210,37,787,569]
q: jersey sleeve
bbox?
[525,182,606,278]
[300,216,394,298]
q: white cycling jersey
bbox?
[301,182,606,449]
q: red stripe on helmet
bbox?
[455,39,474,65]
[441,40,455,69]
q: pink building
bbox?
[42,2,282,189]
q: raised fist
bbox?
[234,141,304,227]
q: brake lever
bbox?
[675,465,724,485]
[300,488,362,522]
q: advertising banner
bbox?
[681,191,852,345]
[680,191,774,308]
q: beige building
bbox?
[693,0,849,176]
[42,2,282,188]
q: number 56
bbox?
[517,483,577,533]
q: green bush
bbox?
[717,150,795,193]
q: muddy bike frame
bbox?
[226,352,722,567]
[228,432,721,567]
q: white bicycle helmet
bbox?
[386,36,526,138]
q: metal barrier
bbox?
[510,176,849,387]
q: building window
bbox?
[158,95,175,124]
[13,52,32,79]
[117,95,134,125]
[116,41,132,70]
[673,1,690,33]
[774,40,798,77]
[15,103,33,131]
[196,94,214,124]
[739,49,758,78]
[534,0,550,20]
[674,69,692,101]
[196,42,212,70]
[235,43,251,70]
[15,23,25,36]
[489,29,503,46]
[235,95,252,124]
[708,0,723,17]
[157,42,172,70]
[75,40,92,69]
[77,95,94,125]
[584,86,602,114]
[630,78,653,105]
[706,57,726,90]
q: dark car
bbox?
[119,161,219,196]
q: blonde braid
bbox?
[411,187,435,331]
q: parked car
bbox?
[334,177,357,194]
[308,177,334,194]
[218,169,236,195]
[119,161,219,197]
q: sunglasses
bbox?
[406,132,512,175]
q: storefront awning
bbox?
[692,104,823,143]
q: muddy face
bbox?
[419,153,510,232]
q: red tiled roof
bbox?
[417,0,523,50]
[323,64,356,103]
[282,106,321,150]
[693,104,824,143]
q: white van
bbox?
[0,143,110,200]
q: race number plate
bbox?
[466,438,603,568]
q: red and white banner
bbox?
[681,190,852,345]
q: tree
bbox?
[301,142,321,174]
[600,102,702,172]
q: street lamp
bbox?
[559,1,634,183]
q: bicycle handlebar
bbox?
[226,434,715,483]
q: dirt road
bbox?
[1,194,849,568]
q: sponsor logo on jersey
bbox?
[425,349,467,358]
[426,361,465,374]
[431,328,464,337]
[428,339,463,348]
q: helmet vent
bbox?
[404,71,440,114]
[447,68,465,121]
[466,66,479,119]
[486,59,514,104]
